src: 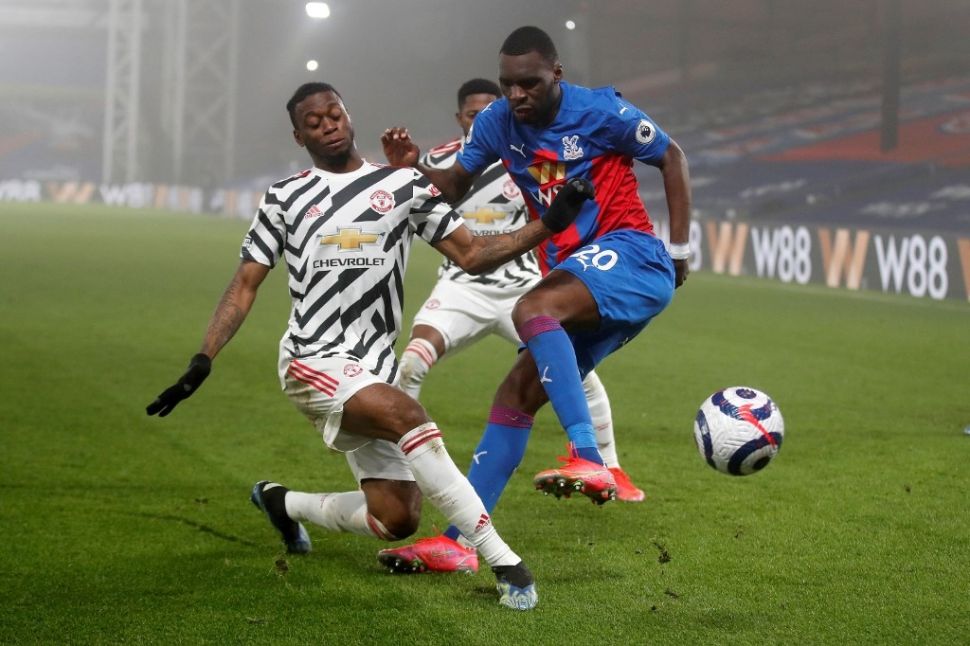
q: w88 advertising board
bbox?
[656,218,970,302]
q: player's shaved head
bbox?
[287,82,341,125]
[458,78,501,108]
[500,26,558,63]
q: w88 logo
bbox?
[572,244,618,272]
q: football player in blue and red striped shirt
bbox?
[381,25,691,567]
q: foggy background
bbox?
[2,0,968,190]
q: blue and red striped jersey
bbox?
[456,81,670,273]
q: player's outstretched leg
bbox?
[394,421,537,610]
[338,382,534,608]
[253,480,411,553]
[584,370,645,502]
[378,405,534,573]
[251,481,312,554]
[510,315,616,503]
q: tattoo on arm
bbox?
[471,222,548,273]
[200,273,252,357]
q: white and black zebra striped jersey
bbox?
[422,139,541,288]
[241,161,463,383]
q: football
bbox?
[694,387,784,475]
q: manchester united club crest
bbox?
[369,189,395,213]
[343,364,363,377]
[502,178,520,200]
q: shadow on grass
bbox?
[122,510,262,548]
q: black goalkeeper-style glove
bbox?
[146,353,212,417]
[541,177,595,233]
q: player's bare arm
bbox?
[657,138,692,287]
[199,259,271,358]
[433,177,594,274]
[432,220,552,275]
[146,259,269,417]
[382,127,475,203]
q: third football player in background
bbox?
[398,78,646,504]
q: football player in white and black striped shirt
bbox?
[396,79,646,506]
[146,82,593,610]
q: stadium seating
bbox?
[636,74,970,233]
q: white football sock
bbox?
[398,422,520,568]
[398,338,438,400]
[584,370,620,469]
[285,490,396,541]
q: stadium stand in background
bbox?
[635,74,970,235]
[617,51,970,301]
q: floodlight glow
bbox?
[565,20,576,30]
[306,59,319,71]
[306,2,330,19]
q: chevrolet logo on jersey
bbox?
[319,228,383,251]
[461,207,511,225]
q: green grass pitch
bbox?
[1,204,968,644]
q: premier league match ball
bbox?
[693,387,784,476]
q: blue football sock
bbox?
[566,423,602,463]
[518,315,605,465]
[444,407,533,541]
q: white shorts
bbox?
[279,355,414,483]
[412,280,531,352]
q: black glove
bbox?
[146,353,212,417]
[541,177,595,233]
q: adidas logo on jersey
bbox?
[305,204,324,220]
